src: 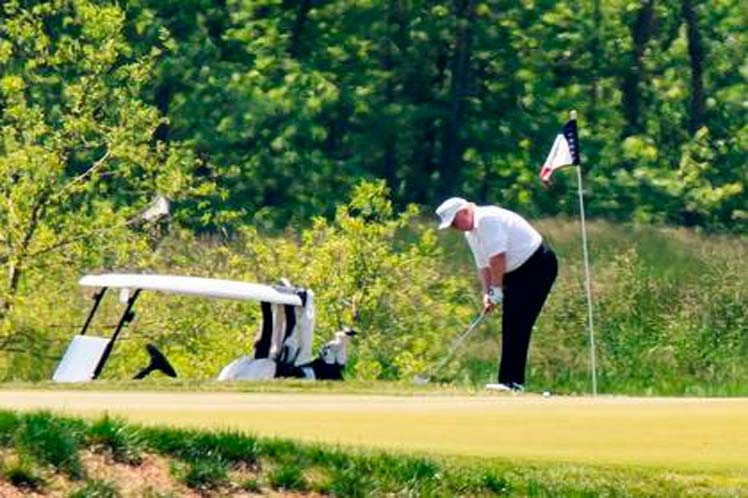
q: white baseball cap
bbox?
[435,197,469,229]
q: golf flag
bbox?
[540,111,598,395]
[540,118,580,184]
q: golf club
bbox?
[413,311,486,385]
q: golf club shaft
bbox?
[427,312,486,376]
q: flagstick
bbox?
[575,163,598,396]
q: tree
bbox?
[681,0,706,134]
[621,0,656,136]
[0,0,206,353]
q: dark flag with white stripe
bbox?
[540,118,580,184]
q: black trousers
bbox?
[498,244,558,386]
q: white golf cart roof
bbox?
[79,273,303,306]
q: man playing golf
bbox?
[436,197,557,392]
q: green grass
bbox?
[14,411,85,479]
[5,375,748,399]
[3,455,45,491]
[181,458,229,490]
[3,390,748,474]
[239,477,261,492]
[0,409,745,496]
[68,479,120,498]
[268,461,308,491]
[88,415,144,464]
[0,378,501,398]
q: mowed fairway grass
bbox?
[1,388,747,476]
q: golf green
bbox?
[2,390,747,474]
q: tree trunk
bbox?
[2,197,45,317]
[153,82,172,142]
[439,0,475,197]
[621,0,655,136]
[589,0,603,126]
[379,0,409,192]
[682,0,706,134]
[289,0,313,58]
[409,42,449,204]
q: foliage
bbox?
[527,220,748,394]
[2,184,748,394]
[227,180,474,379]
[0,0,211,361]
[81,180,472,382]
[108,0,748,231]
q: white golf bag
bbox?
[218,288,316,381]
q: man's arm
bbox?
[481,253,506,313]
[478,267,491,293]
[487,252,506,288]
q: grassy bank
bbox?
[1,390,747,474]
[0,410,746,497]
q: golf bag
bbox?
[311,327,357,380]
[217,283,358,381]
[218,286,317,381]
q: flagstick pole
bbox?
[575,163,598,396]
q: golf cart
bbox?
[52,273,356,383]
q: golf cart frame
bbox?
[52,273,321,382]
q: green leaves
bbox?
[0,1,211,359]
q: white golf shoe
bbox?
[485,382,524,392]
[485,383,512,391]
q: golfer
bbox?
[436,197,557,392]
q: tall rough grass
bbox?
[528,221,748,394]
[1,183,747,394]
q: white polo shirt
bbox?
[465,206,542,272]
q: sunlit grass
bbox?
[0,410,746,496]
